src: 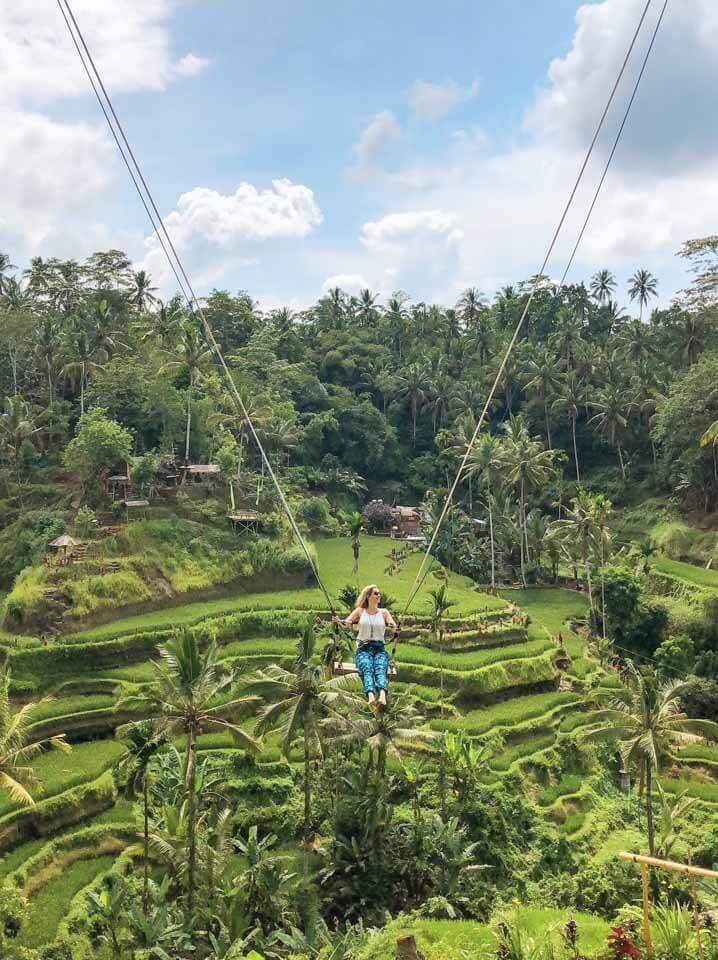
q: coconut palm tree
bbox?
[250,620,363,878]
[462,434,502,591]
[628,269,658,321]
[583,665,718,855]
[130,270,159,312]
[323,692,439,779]
[588,384,636,481]
[0,666,70,808]
[163,321,213,463]
[590,269,617,304]
[700,419,718,483]
[116,720,168,915]
[522,348,564,449]
[548,490,603,618]
[428,584,455,815]
[396,361,432,442]
[61,322,107,416]
[384,294,410,360]
[500,418,560,587]
[552,372,585,482]
[0,252,16,294]
[142,299,185,350]
[457,287,485,329]
[357,288,380,328]
[120,628,259,916]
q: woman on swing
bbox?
[337,584,397,706]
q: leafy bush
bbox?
[295,496,337,536]
[73,506,97,539]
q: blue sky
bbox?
[2,0,717,311]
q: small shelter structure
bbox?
[227,510,261,534]
[121,498,150,520]
[48,534,80,565]
[182,464,220,485]
[391,506,422,539]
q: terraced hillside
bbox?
[2,537,716,954]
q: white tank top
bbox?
[356,609,386,647]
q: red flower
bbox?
[606,926,642,959]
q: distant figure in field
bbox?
[336,584,397,707]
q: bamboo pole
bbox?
[619,852,718,880]
[640,862,653,954]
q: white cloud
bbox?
[361,210,464,255]
[0,1,210,257]
[352,110,401,167]
[408,78,479,121]
[140,179,323,288]
[322,273,368,295]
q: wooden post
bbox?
[691,877,704,957]
[640,862,653,955]
[396,935,424,960]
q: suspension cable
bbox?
[401,0,662,618]
[56,0,338,615]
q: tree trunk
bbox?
[572,416,581,483]
[185,722,198,916]
[185,374,193,463]
[488,487,496,591]
[143,774,150,916]
[303,731,311,882]
[519,477,527,588]
[646,760,655,856]
[396,935,425,960]
[617,442,626,481]
[584,553,594,619]
[545,402,552,449]
[80,361,85,416]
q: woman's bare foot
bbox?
[378,689,387,707]
[367,692,376,706]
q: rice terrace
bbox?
[1,1,718,958]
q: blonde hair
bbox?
[356,584,381,609]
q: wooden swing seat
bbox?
[332,661,398,678]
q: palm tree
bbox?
[590,269,617,304]
[0,666,70,807]
[120,628,259,916]
[700,419,718,483]
[116,719,167,915]
[552,373,585,482]
[522,348,564,449]
[323,692,439,779]
[385,294,410,360]
[463,435,502,591]
[130,270,158,312]
[583,665,718,855]
[61,322,106,416]
[250,620,362,878]
[500,418,560,587]
[588,385,636,481]
[428,584,455,815]
[357,288,380,328]
[628,269,658,321]
[396,361,432,443]
[0,252,16,294]
[457,287,486,329]
[33,316,62,400]
[344,511,365,576]
[163,321,213,463]
[674,311,709,365]
[143,300,185,350]
[548,490,603,618]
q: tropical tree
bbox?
[130,269,159,312]
[384,294,410,359]
[163,321,213,462]
[628,269,658,321]
[0,395,45,499]
[588,384,636,480]
[357,288,380,328]
[500,418,560,587]
[462,434,502,591]
[61,319,107,415]
[552,373,585,481]
[0,666,70,808]
[116,719,167,915]
[120,628,259,916]
[548,490,603,616]
[0,252,16,294]
[250,620,362,877]
[700,419,718,483]
[590,269,617,304]
[344,511,365,575]
[522,348,564,448]
[583,665,718,854]
[396,361,432,443]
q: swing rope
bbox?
[400,0,666,621]
[56,0,339,619]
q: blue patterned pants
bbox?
[355,642,389,697]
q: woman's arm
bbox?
[383,609,398,631]
[343,607,362,630]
